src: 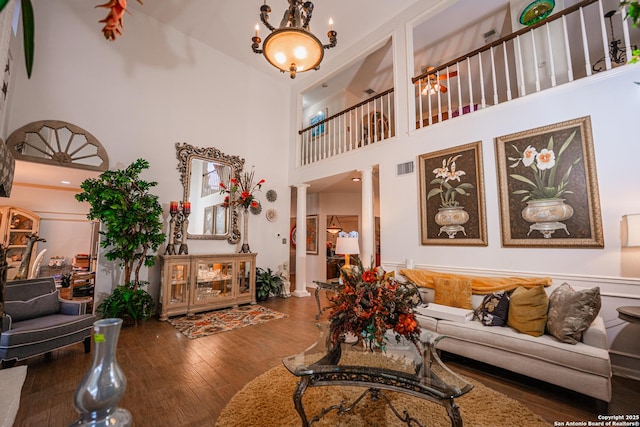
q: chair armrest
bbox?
[1,314,11,332]
[582,316,608,349]
[59,299,88,315]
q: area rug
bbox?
[168,305,288,339]
[215,364,551,427]
[0,365,27,427]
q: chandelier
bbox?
[251,1,337,79]
[326,215,343,234]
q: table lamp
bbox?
[335,231,360,267]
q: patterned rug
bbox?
[168,305,288,339]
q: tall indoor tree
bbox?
[76,159,165,322]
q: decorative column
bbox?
[359,166,375,268]
[293,184,311,298]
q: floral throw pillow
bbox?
[546,283,601,344]
[478,291,510,326]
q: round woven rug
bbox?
[215,364,551,427]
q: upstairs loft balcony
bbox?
[297,0,638,167]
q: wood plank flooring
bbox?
[11,289,640,426]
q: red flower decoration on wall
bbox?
[96,0,143,41]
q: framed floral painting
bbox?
[495,116,603,247]
[417,141,487,246]
[306,215,318,254]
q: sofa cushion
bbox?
[546,283,601,344]
[507,286,549,337]
[478,291,510,326]
[434,278,473,309]
[436,319,611,377]
[4,290,60,322]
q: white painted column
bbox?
[294,184,311,297]
[359,167,375,268]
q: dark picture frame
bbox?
[306,215,318,254]
[417,141,487,245]
[494,116,603,248]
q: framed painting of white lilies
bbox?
[495,116,603,248]
[418,141,487,246]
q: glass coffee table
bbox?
[282,324,473,427]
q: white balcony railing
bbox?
[297,0,636,166]
[299,89,395,166]
[412,0,637,129]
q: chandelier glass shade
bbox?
[252,1,337,79]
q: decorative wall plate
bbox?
[266,208,277,222]
[250,203,262,215]
[519,0,555,26]
[266,189,278,202]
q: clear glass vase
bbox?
[69,318,132,427]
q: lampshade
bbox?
[335,236,360,255]
[0,139,15,198]
[263,28,324,76]
[622,214,640,247]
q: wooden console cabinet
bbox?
[158,253,257,321]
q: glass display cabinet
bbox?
[159,253,256,320]
[0,206,41,280]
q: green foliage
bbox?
[96,281,154,324]
[621,1,640,62]
[255,267,283,301]
[75,159,165,289]
[0,0,34,78]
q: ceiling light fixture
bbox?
[251,1,337,79]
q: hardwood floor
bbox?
[12,289,639,426]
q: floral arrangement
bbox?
[328,258,422,351]
[427,155,474,208]
[219,169,265,212]
[508,130,581,202]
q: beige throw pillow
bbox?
[546,283,601,344]
[433,278,473,310]
[507,286,549,337]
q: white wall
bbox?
[6,1,292,302]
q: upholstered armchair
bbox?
[0,277,96,369]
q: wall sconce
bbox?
[622,214,640,247]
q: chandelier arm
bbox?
[260,4,275,31]
[323,30,337,50]
[252,36,263,54]
[302,2,314,30]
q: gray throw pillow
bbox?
[4,291,60,322]
[546,283,601,344]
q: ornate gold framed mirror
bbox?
[175,143,244,243]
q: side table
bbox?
[617,306,640,324]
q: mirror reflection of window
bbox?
[188,158,232,237]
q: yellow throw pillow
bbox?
[433,278,473,309]
[507,286,549,337]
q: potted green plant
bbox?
[255,267,283,301]
[76,159,165,324]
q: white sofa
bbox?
[413,284,612,404]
